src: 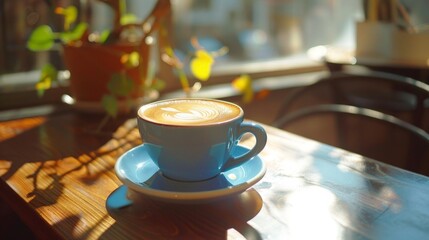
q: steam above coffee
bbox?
[139,99,242,126]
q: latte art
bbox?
[160,106,220,123]
[139,99,242,126]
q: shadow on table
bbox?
[0,113,113,179]
[103,186,263,239]
[0,113,140,208]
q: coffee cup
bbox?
[137,98,267,182]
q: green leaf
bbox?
[120,14,138,25]
[107,74,134,96]
[27,25,55,51]
[101,94,118,117]
[60,22,88,43]
[41,64,58,82]
[99,30,110,43]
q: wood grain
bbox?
[1,111,429,239]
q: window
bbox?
[0,0,364,109]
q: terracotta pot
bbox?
[63,42,149,102]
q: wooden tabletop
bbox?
[1,110,429,239]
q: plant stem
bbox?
[178,69,191,97]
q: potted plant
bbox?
[28,0,257,121]
[27,0,171,117]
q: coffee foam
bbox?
[139,99,242,126]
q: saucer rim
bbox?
[115,144,266,201]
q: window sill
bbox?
[0,55,325,111]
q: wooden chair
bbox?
[274,104,429,176]
[274,70,429,132]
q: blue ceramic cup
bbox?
[137,98,267,182]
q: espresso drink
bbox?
[139,99,242,126]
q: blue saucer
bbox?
[115,144,266,202]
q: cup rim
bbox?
[137,98,244,127]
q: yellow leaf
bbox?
[36,78,52,89]
[164,47,174,57]
[190,50,214,81]
[35,77,52,97]
[120,52,140,68]
[232,75,250,91]
[232,75,254,103]
[56,6,78,30]
[128,52,140,67]
[195,50,213,62]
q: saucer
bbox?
[115,144,266,203]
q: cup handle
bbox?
[222,122,267,171]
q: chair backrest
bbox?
[275,104,429,176]
[273,70,429,131]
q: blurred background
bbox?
[1,0,362,75]
[2,0,429,110]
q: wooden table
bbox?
[1,110,429,239]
